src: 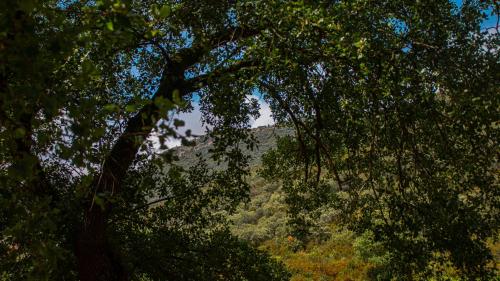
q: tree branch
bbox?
[87,26,263,209]
[172,27,261,69]
[182,59,258,93]
[260,80,344,189]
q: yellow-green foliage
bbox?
[230,175,290,245]
[230,173,382,280]
[258,227,374,281]
[489,236,500,272]
[231,172,500,280]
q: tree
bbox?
[1,1,287,280]
[1,0,498,281]
[259,0,499,279]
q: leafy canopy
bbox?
[259,0,499,279]
[0,0,498,280]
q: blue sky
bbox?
[453,0,498,29]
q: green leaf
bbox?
[159,5,171,19]
[93,194,106,210]
[173,119,185,128]
[14,127,26,139]
[104,104,119,112]
[106,21,114,31]
[172,89,186,107]
[154,96,175,110]
[125,104,137,112]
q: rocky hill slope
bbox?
[173,126,293,169]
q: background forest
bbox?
[1,0,498,281]
[174,126,500,280]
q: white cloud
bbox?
[147,103,205,150]
[250,98,275,128]
[173,103,207,137]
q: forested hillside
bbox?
[172,126,500,280]
[173,126,293,169]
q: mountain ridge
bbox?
[172,125,293,168]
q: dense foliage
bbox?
[258,1,499,280]
[233,165,500,280]
[1,0,498,280]
[1,0,286,280]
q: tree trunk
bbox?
[76,206,128,281]
[74,70,181,281]
[76,170,132,281]
[75,136,141,281]
[71,29,252,279]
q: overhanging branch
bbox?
[88,27,263,210]
[182,59,258,93]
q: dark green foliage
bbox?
[110,159,289,281]
[1,0,498,280]
[230,174,290,245]
[1,0,291,279]
[257,1,499,279]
